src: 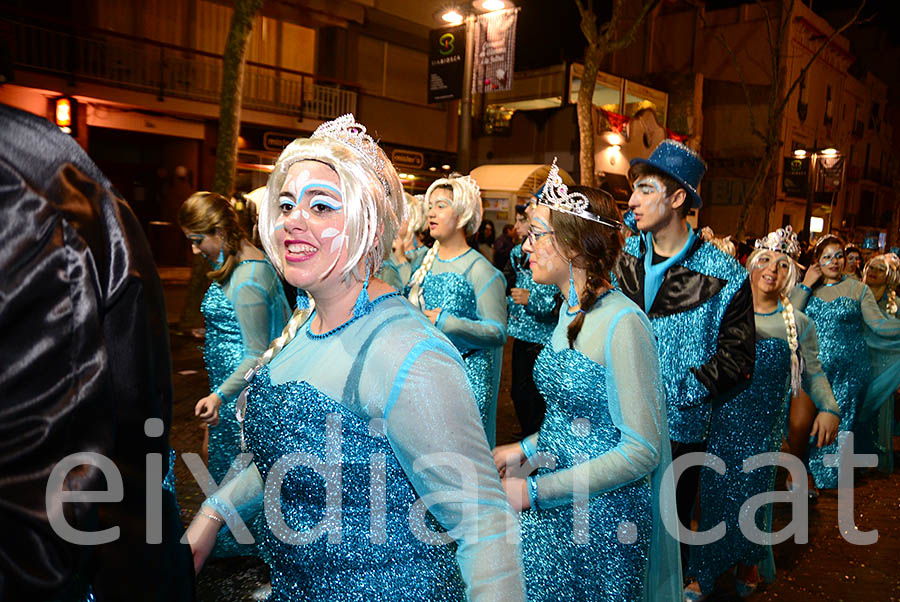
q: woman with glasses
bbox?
[791,235,900,489]
[687,228,839,599]
[406,174,507,446]
[184,116,525,600]
[178,192,291,557]
[492,161,681,601]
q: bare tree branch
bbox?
[608,0,660,52]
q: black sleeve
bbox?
[690,278,756,400]
[502,254,517,296]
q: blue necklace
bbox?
[305,292,400,340]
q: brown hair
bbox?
[549,186,623,348]
[813,234,845,262]
[177,191,247,283]
[628,162,691,218]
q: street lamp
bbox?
[439,0,512,173]
[800,147,844,242]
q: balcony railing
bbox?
[7,18,357,121]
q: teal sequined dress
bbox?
[689,307,838,592]
[408,248,507,446]
[204,294,525,601]
[517,291,681,602]
[791,277,900,488]
[506,244,557,345]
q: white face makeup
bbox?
[751,250,791,297]
[426,188,460,242]
[817,243,844,280]
[627,176,673,233]
[274,160,348,291]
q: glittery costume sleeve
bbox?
[436,258,508,350]
[531,307,663,507]
[690,279,756,399]
[202,462,264,528]
[216,262,291,402]
[523,278,558,317]
[790,283,811,310]
[795,313,840,414]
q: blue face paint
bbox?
[278,196,297,211]
[310,195,343,211]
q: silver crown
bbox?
[312,114,391,196]
[755,226,800,258]
[538,158,621,229]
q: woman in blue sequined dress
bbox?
[184,116,525,601]
[790,235,900,489]
[406,175,507,446]
[687,228,839,599]
[378,191,425,290]
[178,192,291,557]
[493,161,681,602]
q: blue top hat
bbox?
[630,139,707,208]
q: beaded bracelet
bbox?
[200,511,224,525]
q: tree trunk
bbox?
[735,141,779,239]
[179,0,262,331]
[576,48,601,187]
[213,0,263,196]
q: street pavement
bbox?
[162,276,900,602]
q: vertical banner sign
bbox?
[428,24,466,103]
[473,8,518,93]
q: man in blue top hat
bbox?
[613,139,756,571]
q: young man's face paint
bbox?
[275,160,348,291]
[627,176,674,233]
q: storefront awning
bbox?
[470,163,575,197]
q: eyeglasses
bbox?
[527,228,554,246]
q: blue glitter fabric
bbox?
[690,337,791,593]
[200,259,290,558]
[621,236,749,443]
[790,277,900,488]
[519,291,681,602]
[200,259,291,485]
[205,294,525,601]
[506,244,558,345]
[416,248,507,446]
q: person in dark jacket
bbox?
[613,140,755,578]
[0,103,193,601]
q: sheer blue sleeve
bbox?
[382,337,525,600]
[437,259,507,349]
[859,282,900,337]
[217,263,290,402]
[797,316,839,415]
[203,462,264,532]
[790,284,811,310]
[530,308,663,506]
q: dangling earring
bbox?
[567,261,579,308]
[353,256,373,318]
[214,247,225,270]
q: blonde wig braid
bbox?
[781,295,803,396]
[406,241,440,309]
[258,301,316,367]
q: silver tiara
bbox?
[312,114,391,196]
[538,158,621,229]
[755,226,800,258]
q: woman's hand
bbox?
[810,411,840,448]
[492,442,526,477]
[510,288,530,306]
[802,264,823,288]
[184,510,223,574]
[423,308,442,325]
[195,393,222,427]
[501,477,530,512]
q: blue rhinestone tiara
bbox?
[538,158,621,229]
[312,114,391,196]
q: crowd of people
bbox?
[4,104,899,601]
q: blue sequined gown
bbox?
[200,259,290,557]
[690,306,838,592]
[204,293,525,601]
[791,277,900,488]
[408,248,507,446]
[862,289,900,474]
[506,244,557,346]
[517,290,681,602]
